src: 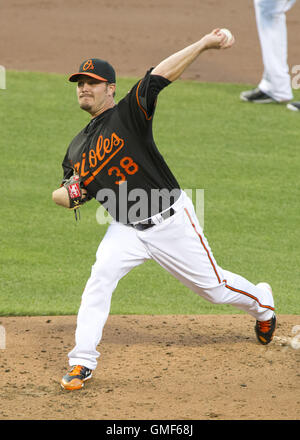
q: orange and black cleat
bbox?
[255,314,277,345]
[61,365,92,390]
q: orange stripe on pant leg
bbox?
[184,208,222,284]
[225,284,275,311]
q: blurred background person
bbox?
[287,101,300,111]
[240,0,296,104]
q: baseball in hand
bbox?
[220,28,233,44]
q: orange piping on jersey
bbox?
[136,80,152,121]
[184,208,222,284]
[225,284,275,311]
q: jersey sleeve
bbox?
[61,149,74,185]
[118,68,171,131]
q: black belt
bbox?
[130,207,175,231]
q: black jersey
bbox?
[62,69,181,223]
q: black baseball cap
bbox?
[69,58,116,83]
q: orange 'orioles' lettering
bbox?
[80,153,89,177]
[74,132,125,186]
[95,135,105,162]
[73,163,80,174]
[89,148,97,168]
[103,138,111,155]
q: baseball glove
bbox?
[62,174,90,220]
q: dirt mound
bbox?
[0,314,299,420]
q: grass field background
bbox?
[1,71,299,316]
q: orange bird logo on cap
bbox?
[83,60,95,71]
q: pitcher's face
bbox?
[76,76,115,116]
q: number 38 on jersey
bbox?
[108,156,139,185]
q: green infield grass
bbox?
[1,71,299,316]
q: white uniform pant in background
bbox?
[254,0,296,101]
[68,192,275,370]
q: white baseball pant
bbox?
[68,191,275,370]
[254,0,296,102]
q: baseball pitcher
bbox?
[52,29,276,391]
